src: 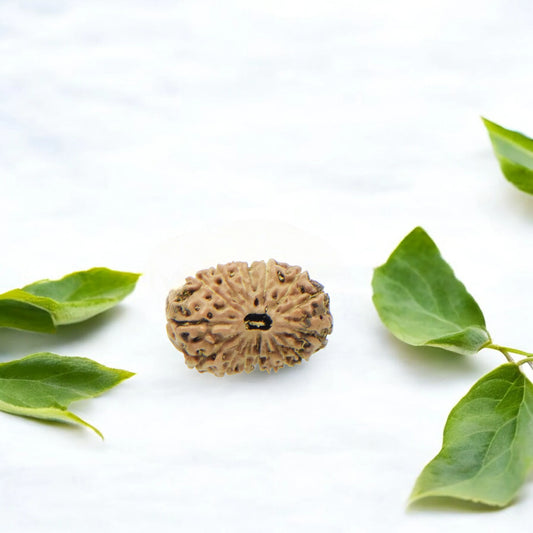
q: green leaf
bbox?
[372,227,490,355]
[410,364,533,507]
[482,117,533,194]
[0,352,134,438]
[0,268,141,332]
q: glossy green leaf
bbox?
[410,364,533,507]
[483,117,533,194]
[0,352,134,438]
[0,268,141,333]
[372,227,490,355]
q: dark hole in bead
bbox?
[254,297,259,306]
[244,313,272,331]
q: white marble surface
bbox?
[2,1,533,531]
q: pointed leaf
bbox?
[372,227,490,355]
[483,117,533,194]
[0,268,141,332]
[0,352,134,437]
[410,364,533,507]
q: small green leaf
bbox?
[482,117,533,194]
[372,227,490,355]
[0,352,134,437]
[0,268,141,332]
[410,364,533,507]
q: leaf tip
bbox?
[120,370,136,381]
[93,426,105,440]
[481,116,498,131]
[397,226,435,253]
[410,225,429,238]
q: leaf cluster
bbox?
[0,268,139,437]
[373,227,533,508]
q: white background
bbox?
[2,1,533,531]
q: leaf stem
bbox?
[516,357,533,368]
[487,344,533,358]
[486,344,533,370]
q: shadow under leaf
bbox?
[504,184,533,222]
[374,327,480,381]
[0,306,127,359]
[0,410,101,440]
